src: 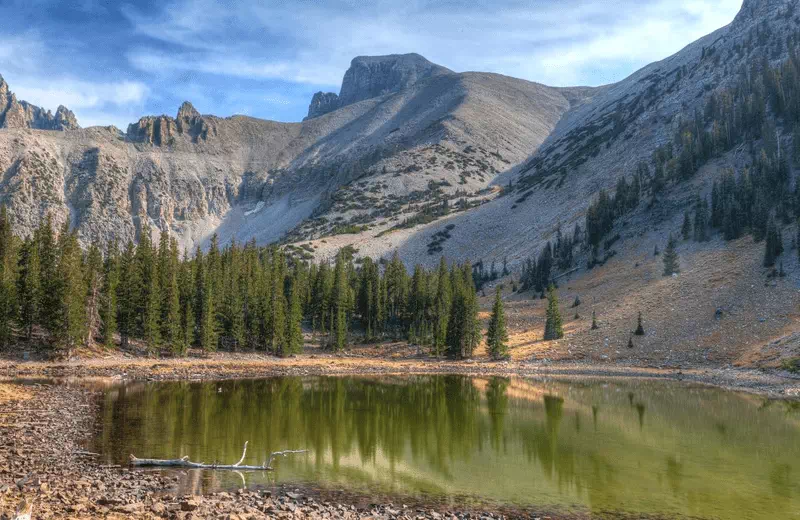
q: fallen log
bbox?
[14,498,32,520]
[129,441,307,471]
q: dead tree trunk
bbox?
[129,441,307,471]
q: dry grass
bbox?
[0,383,32,404]
[485,230,800,369]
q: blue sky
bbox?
[0,0,743,128]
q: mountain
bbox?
[0,0,795,270]
[0,75,78,130]
[0,56,587,252]
[311,0,800,268]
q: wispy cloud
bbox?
[0,31,150,128]
[0,0,744,125]
[121,0,743,89]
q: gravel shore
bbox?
[2,351,799,398]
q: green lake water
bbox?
[94,376,800,519]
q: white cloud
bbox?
[13,80,149,110]
[0,31,150,128]
[121,0,744,90]
[127,49,343,86]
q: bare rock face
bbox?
[128,102,214,145]
[305,92,340,120]
[339,53,453,106]
[127,116,179,146]
[304,53,454,119]
[54,105,79,130]
[0,75,79,130]
[734,0,794,25]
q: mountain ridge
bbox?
[0,75,79,131]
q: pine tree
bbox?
[199,252,218,353]
[543,285,564,341]
[180,249,195,352]
[486,287,509,360]
[385,251,408,331]
[285,270,304,356]
[17,236,40,341]
[38,215,60,342]
[222,240,245,351]
[331,252,349,351]
[358,257,380,340]
[628,335,635,349]
[432,257,451,357]
[58,228,86,354]
[163,238,183,355]
[83,243,104,348]
[100,241,119,349]
[136,226,160,351]
[269,250,287,354]
[199,277,218,353]
[662,234,680,276]
[682,211,692,240]
[764,218,784,267]
[446,263,480,359]
[693,196,709,242]
[117,241,138,349]
[635,312,645,336]
[591,310,599,330]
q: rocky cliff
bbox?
[0,75,78,130]
[305,53,454,120]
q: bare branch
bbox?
[129,442,307,472]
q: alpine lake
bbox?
[93,375,800,519]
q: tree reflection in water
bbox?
[96,375,800,520]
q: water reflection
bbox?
[96,376,800,519]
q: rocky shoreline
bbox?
[2,352,799,399]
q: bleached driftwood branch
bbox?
[129,441,307,471]
[14,498,33,520]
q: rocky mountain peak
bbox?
[0,74,79,130]
[54,105,79,130]
[305,53,453,120]
[128,101,213,145]
[339,53,452,106]
[177,101,201,120]
[305,92,340,120]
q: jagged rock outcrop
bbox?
[0,75,79,130]
[54,105,78,130]
[126,115,179,146]
[305,92,340,120]
[339,53,452,105]
[128,101,214,145]
[305,53,453,120]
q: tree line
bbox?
[584,43,800,266]
[0,212,489,359]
